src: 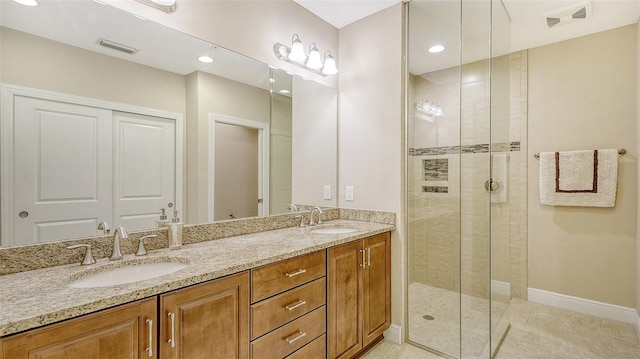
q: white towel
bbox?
[491,154,508,203]
[539,149,618,207]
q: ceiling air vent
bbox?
[97,38,139,55]
[544,2,591,28]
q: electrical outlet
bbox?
[346,186,354,201]
[323,185,332,200]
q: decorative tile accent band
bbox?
[409,141,521,156]
[422,186,449,193]
[423,159,449,181]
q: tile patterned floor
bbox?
[407,283,510,358]
[363,298,640,359]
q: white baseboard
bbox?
[491,280,511,297]
[528,287,637,324]
[384,324,402,344]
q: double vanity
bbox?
[0,210,394,359]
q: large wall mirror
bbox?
[0,0,338,247]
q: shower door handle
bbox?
[484,178,502,192]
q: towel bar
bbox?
[534,149,626,160]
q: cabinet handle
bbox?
[367,247,371,267]
[285,268,306,278]
[146,319,153,357]
[285,300,307,311]
[360,249,366,268]
[284,331,307,344]
[168,312,176,348]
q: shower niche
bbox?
[406,1,517,358]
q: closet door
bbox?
[11,96,113,245]
[113,112,176,230]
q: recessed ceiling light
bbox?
[428,45,445,53]
[13,0,38,6]
[198,55,214,63]
[269,78,276,83]
[150,0,175,5]
[279,89,291,94]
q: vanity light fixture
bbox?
[428,45,445,53]
[13,0,38,6]
[135,0,177,13]
[416,97,444,120]
[274,34,338,77]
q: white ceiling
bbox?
[294,0,400,29]
[2,0,638,84]
[296,0,640,74]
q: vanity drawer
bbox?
[251,306,326,359]
[285,334,326,359]
[251,277,326,339]
[251,251,326,302]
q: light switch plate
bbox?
[346,186,354,201]
[323,185,332,200]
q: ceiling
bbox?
[2,0,638,83]
[294,0,400,28]
[296,0,640,74]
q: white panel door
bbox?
[113,112,175,231]
[12,96,113,245]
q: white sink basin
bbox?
[69,262,186,288]
[310,227,358,235]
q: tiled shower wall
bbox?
[408,51,527,300]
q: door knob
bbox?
[18,211,29,218]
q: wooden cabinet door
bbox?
[0,298,157,359]
[363,232,391,346]
[160,272,249,359]
[327,240,363,359]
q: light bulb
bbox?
[288,34,307,64]
[306,43,323,70]
[322,51,338,75]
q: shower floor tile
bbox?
[406,282,510,358]
[363,297,640,359]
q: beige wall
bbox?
[103,0,338,89]
[291,77,337,207]
[528,25,638,308]
[338,4,404,329]
[270,94,293,214]
[185,71,270,224]
[0,27,185,114]
[214,124,259,221]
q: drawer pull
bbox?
[285,300,307,311]
[360,249,366,268]
[367,247,371,267]
[145,319,153,357]
[168,312,176,348]
[285,268,307,278]
[284,331,307,344]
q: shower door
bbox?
[406,1,512,358]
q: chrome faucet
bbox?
[97,221,110,235]
[288,203,299,213]
[110,226,128,261]
[309,207,324,226]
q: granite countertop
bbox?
[0,219,394,337]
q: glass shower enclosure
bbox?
[406,1,512,358]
